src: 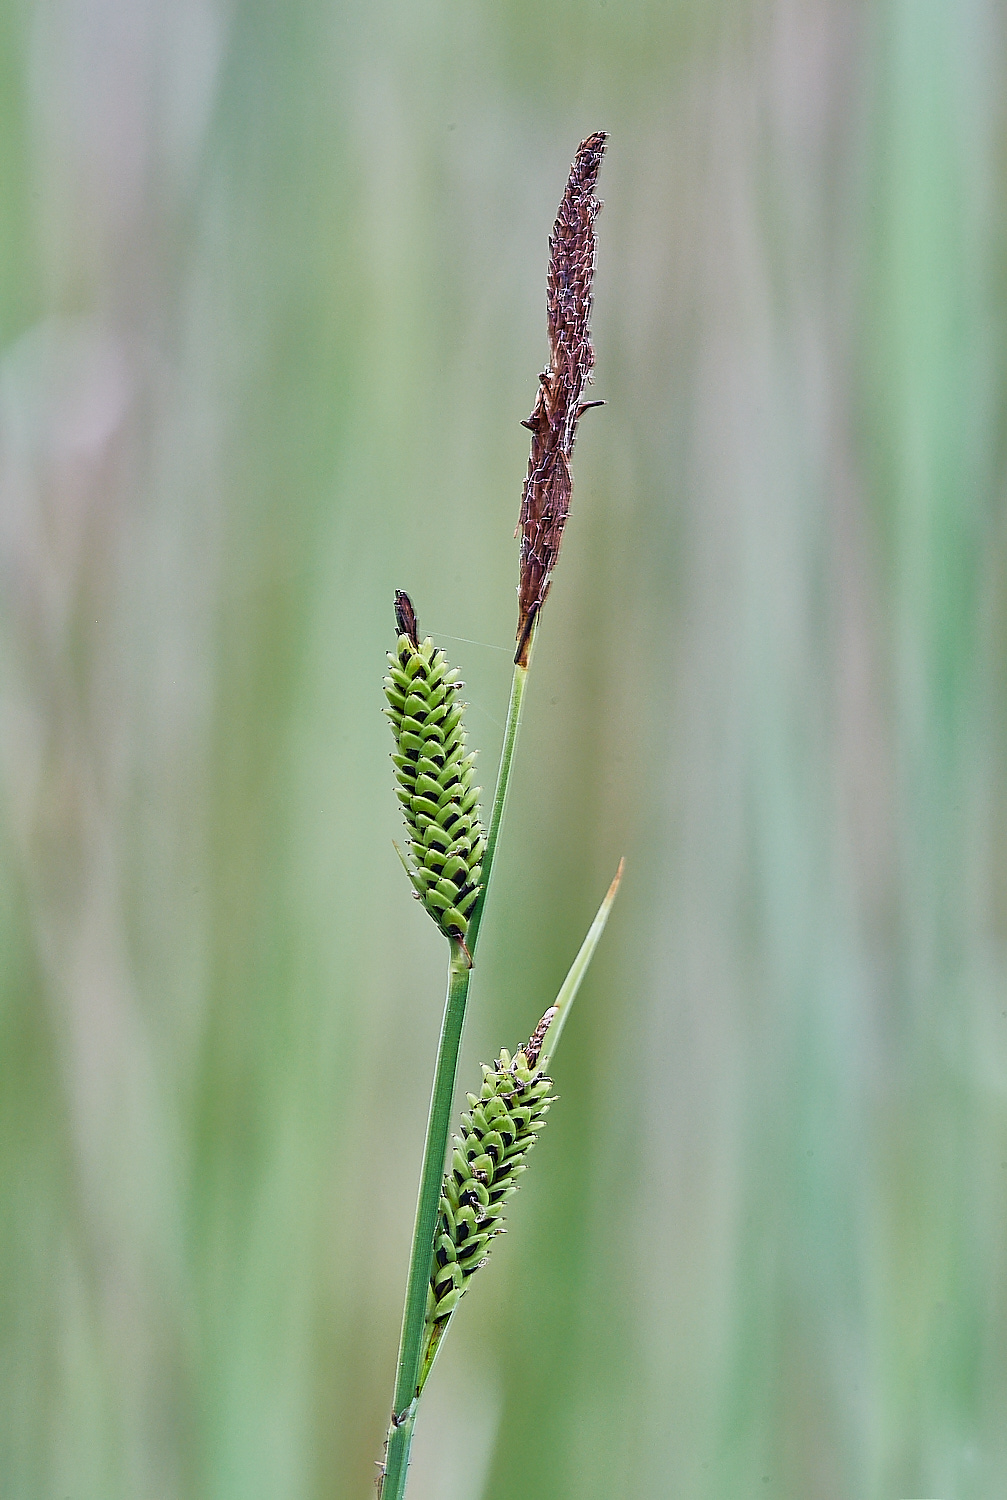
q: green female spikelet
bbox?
[384,591,486,951]
[418,1006,558,1388]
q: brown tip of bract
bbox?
[394,589,419,647]
[515,131,608,663]
[608,856,625,901]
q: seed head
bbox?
[384,593,485,948]
[516,130,607,664]
[418,1016,556,1389]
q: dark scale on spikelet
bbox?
[384,593,486,948]
[417,1028,555,1387]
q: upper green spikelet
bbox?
[417,1007,557,1389]
[384,591,486,951]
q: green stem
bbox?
[467,623,536,953]
[380,625,537,1500]
[381,946,470,1499]
[379,1406,416,1500]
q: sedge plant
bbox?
[377,133,619,1500]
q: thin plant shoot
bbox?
[377,132,619,1500]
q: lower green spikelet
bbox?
[384,592,486,950]
[417,1015,556,1390]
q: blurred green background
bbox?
[2,1,1007,1497]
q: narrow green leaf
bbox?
[538,858,624,1068]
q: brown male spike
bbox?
[515,130,607,664]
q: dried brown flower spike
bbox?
[515,130,608,665]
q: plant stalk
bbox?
[467,623,536,952]
[381,945,469,1498]
[379,625,536,1500]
